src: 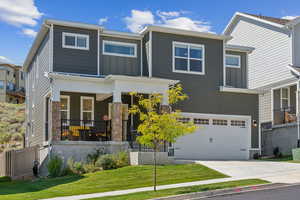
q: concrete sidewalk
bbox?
[42,177,242,200]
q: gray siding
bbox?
[100,36,141,76]
[142,32,149,76]
[26,32,51,146]
[225,50,247,88]
[53,25,98,75]
[151,31,259,148]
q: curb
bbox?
[152,183,290,200]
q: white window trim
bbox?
[60,95,70,125]
[225,54,241,68]
[62,32,89,50]
[280,87,290,109]
[80,96,94,126]
[103,40,137,58]
[172,41,205,75]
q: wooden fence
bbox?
[0,146,39,180]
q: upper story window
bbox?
[280,87,290,109]
[62,32,89,50]
[103,40,137,58]
[0,81,4,89]
[173,42,205,75]
[225,54,241,68]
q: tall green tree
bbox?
[129,84,197,191]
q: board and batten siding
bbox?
[225,50,247,88]
[99,36,141,76]
[227,16,292,89]
[53,25,98,75]
[26,32,51,147]
[293,23,300,66]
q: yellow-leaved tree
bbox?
[129,84,197,191]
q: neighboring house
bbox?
[224,12,300,155]
[23,19,260,162]
[0,63,25,104]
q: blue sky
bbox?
[0,0,299,65]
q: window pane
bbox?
[175,45,188,57]
[83,99,92,111]
[282,99,289,108]
[281,88,288,98]
[0,81,3,89]
[104,43,135,56]
[190,60,202,72]
[60,98,68,110]
[83,112,92,121]
[226,56,240,66]
[190,47,202,59]
[65,35,75,46]
[61,111,68,120]
[77,36,87,48]
[175,58,188,71]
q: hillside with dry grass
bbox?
[0,103,25,153]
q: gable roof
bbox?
[224,12,290,35]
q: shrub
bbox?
[47,155,63,177]
[97,154,117,170]
[83,163,101,173]
[87,148,104,166]
[114,152,129,168]
[0,176,11,183]
[66,158,85,175]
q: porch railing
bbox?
[273,106,297,125]
[61,119,111,141]
[128,130,168,152]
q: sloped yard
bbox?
[0,164,227,200]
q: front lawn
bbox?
[0,164,227,200]
[88,179,269,200]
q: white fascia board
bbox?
[105,74,179,85]
[219,86,262,94]
[101,30,142,40]
[223,12,285,35]
[287,65,300,76]
[181,112,252,120]
[225,44,255,53]
[141,26,231,41]
[45,19,103,30]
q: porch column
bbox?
[51,101,61,141]
[111,90,123,141]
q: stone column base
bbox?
[51,101,61,141]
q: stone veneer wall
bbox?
[111,102,123,141]
[51,101,61,141]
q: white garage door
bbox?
[174,113,251,160]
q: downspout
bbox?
[297,80,300,147]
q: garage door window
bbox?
[178,117,190,123]
[212,119,227,126]
[194,118,209,125]
[231,120,246,127]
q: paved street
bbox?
[199,184,300,200]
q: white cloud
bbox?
[22,28,37,37]
[282,15,299,20]
[0,0,42,27]
[0,56,11,64]
[124,10,213,33]
[98,17,108,25]
[124,10,155,33]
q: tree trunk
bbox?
[153,143,157,191]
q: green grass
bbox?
[0,164,227,200]
[259,155,300,163]
[87,179,269,200]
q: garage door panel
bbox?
[174,113,251,160]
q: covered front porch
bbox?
[272,84,298,125]
[45,73,177,144]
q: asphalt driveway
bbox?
[196,160,300,183]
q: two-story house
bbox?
[24,19,259,162]
[224,12,300,155]
[0,63,25,104]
